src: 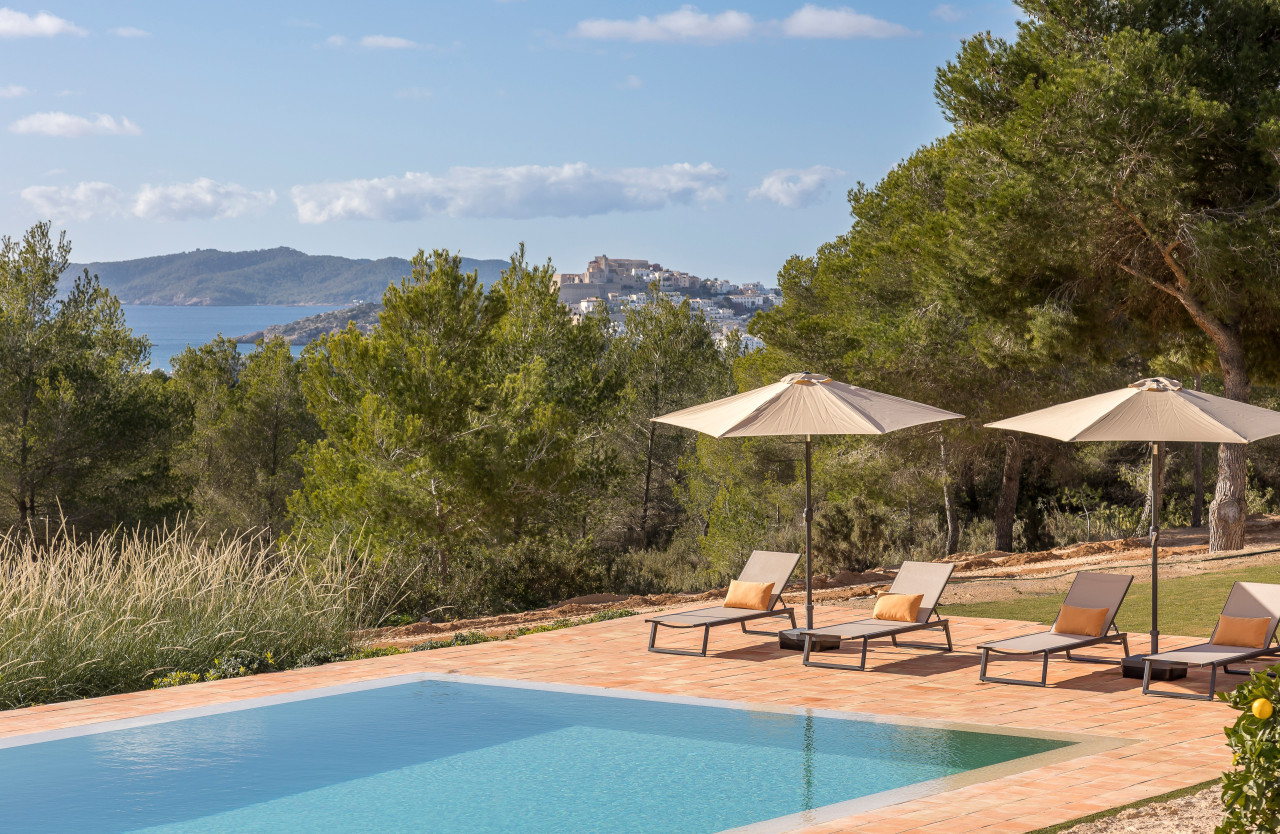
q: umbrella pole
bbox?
[805,434,814,630]
[1150,441,1162,655]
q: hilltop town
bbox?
[556,255,777,349]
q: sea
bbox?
[121,305,339,372]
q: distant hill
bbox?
[64,247,509,306]
[235,302,384,345]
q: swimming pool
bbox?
[0,675,1110,833]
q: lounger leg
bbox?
[890,621,955,653]
[890,634,898,647]
[647,621,712,657]
[1061,634,1130,665]
[1141,660,1213,700]
[741,610,797,636]
[801,635,869,672]
[979,648,1050,687]
[1223,664,1252,676]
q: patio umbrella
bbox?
[986,376,1280,653]
[653,372,963,630]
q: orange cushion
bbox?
[724,580,773,611]
[1052,605,1109,637]
[873,593,924,623]
[1212,615,1271,649]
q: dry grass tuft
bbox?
[0,525,375,709]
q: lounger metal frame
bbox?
[645,550,801,657]
[800,610,953,671]
[647,607,798,657]
[1140,581,1280,700]
[1139,652,1270,701]
[978,572,1134,688]
[979,625,1131,688]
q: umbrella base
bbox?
[1121,655,1187,681]
[778,629,841,652]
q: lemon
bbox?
[1252,698,1273,720]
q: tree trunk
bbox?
[940,436,959,555]
[994,436,1023,552]
[639,422,657,549]
[1210,344,1250,551]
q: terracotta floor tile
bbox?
[0,610,1238,832]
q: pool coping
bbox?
[0,671,1134,834]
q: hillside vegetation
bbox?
[65,246,508,305]
[235,302,383,344]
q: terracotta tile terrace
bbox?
[0,608,1241,833]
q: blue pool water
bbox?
[0,678,1071,834]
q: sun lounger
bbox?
[1141,581,1280,700]
[794,561,955,671]
[646,550,800,657]
[979,571,1133,687]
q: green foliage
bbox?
[150,671,200,689]
[1218,665,1280,833]
[170,337,317,538]
[204,650,277,681]
[0,223,176,535]
[607,288,736,552]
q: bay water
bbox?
[121,305,338,371]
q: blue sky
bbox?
[0,2,1020,285]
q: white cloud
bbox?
[781,5,914,38]
[21,178,276,221]
[930,4,964,23]
[573,4,911,43]
[618,74,644,90]
[360,34,417,49]
[325,34,347,47]
[110,26,150,38]
[9,112,141,137]
[291,162,728,223]
[574,6,755,43]
[0,83,29,98]
[394,87,433,99]
[134,179,277,221]
[22,182,125,220]
[0,8,85,38]
[749,166,845,208]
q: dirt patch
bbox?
[1060,787,1221,834]
[560,593,631,606]
[812,570,894,588]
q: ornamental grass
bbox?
[0,524,376,709]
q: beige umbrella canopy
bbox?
[987,376,1280,654]
[654,372,963,630]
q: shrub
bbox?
[205,650,276,681]
[150,671,201,689]
[0,524,384,709]
[1218,664,1280,832]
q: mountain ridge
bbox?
[64,246,509,306]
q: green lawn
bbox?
[942,564,1280,638]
